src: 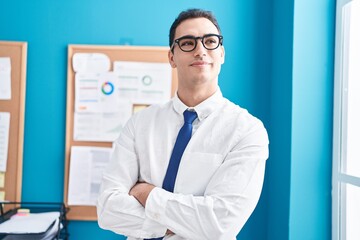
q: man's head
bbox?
[169,9,222,49]
[168,9,225,96]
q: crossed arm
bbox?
[97,130,268,239]
[129,183,174,235]
[129,182,155,207]
[97,117,269,239]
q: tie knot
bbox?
[183,110,197,124]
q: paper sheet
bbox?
[0,212,60,234]
[73,60,172,142]
[67,146,113,206]
[0,191,5,201]
[133,104,148,114]
[0,112,10,172]
[75,72,121,113]
[72,53,110,73]
[0,57,11,100]
[73,101,132,142]
[0,172,5,188]
[114,61,172,104]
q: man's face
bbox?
[169,17,225,89]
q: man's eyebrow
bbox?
[177,33,218,39]
[177,34,196,39]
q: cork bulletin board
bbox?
[64,44,177,220]
[0,41,27,205]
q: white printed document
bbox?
[75,72,122,113]
[73,104,132,142]
[68,146,113,206]
[114,61,172,104]
[0,57,11,100]
[0,112,10,172]
[72,53,110,73]
[74,72,132,142]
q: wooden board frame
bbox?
[0,41,27,205]
[65,44,177,220]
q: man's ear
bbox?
[220,46,225,64]
[168,50,176,68]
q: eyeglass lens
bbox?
[177,35,222,52]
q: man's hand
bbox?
[129,182,175,235]
[129,182,156,207]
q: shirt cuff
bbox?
[145,187,173,225]
[140,217,167,238]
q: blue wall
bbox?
[0,0,271,239]
[267,0,294,238]
[268,0,335,239]
[0,0,335,239]
[289,0,334,239]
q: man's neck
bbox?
[177,84,217,107]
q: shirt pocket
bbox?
[174,152,223,196]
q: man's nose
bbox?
[193,39,207,56]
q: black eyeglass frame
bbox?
[171,34,224,52]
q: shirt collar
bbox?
[172,87,225,121]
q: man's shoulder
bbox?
[221,99,249,117]
[221,99,265,127]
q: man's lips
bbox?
[190,61,211,66]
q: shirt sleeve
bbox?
[145,121,269,240]
[97,116,167,238]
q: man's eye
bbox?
[180,40,195,46]
[205,38,217,45]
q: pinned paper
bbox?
[133,104,148,114]
[68,146,113,205]
[72,53,110,73]
[0,57,11,100]
[113,61,172,104]
[0,191,5,201]
[0,172,5,188]
[75,72,121,113]
[0,112,10,172]
[73,102,132,142]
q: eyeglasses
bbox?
[171,34,223,52]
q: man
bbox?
[97,9,269,240]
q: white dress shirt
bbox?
[97,88,269,240]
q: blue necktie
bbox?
[162,109,198,192]
[145,110,197,240]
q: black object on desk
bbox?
[0,202,69,240]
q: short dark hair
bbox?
[169,9,222,48]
